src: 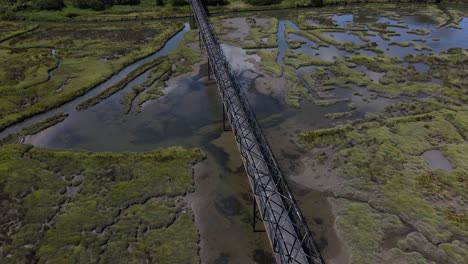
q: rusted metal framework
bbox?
[189,0,325,263]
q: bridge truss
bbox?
[189,0,325,263]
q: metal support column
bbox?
[199,30,203,50]
[222,106,231,131]
[208,59,211,80]
[252,196,265,232]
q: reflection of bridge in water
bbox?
[189,0,324,263]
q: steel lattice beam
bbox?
[189,1,325,263]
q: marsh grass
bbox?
[0,23,39,43]
[137,81,166,112]
[243,17,279,49]
[122,85,146,114]
[304,54,467,100]
[297,107,468,263]
[0,143,204,263]
[0,113,68,145]
[76,57,166,111]
[407,28,430,35]
[252,49,283,77]
[284,67,310,108]
[131,29,202,113]
[284,50,333,69]
[325,110,354,120]
[389,41,432,51]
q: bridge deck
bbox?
[189,1,324,263]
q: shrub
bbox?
[32,0,65,10]
[242,0,281,5]
[0,8,17,20]
[171,0,187,6]
[171,0,226,6]
[113,0,141,4]
[204,0,228,5]
[70,0,223,9]
[72,0,113,10]
[0,0,27,19]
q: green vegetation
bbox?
[85,27,204,113]
[288,18,467,260]
[407,28,430,35]
[76,57,166,111]
[133,29,202,112]
[0,21,183,131]
[1,0,191,22]
[72,0,141,11]
[284,67,309,108]
[389,41,432,51]
[297,107,468,263]
[302,67,336,93]
[142,60,172,87]
[325,110,353,120]
[0,10,205,263]
[122,85,145,114]
[405,48,468,91]
[243,0,281,6]
[301,52,467,100]
[0,143,204,263]
[287,39,305,49]
[0,22,39,43]
[335,200,403,264]
[0,113,69,145]
[285,23,329,47]
[165,30,203,76]
[284,50,333,69]
[313,98,350,106]
[138,81,165,112]
[244,17,278,49]
[285,22,381,52]
[254,49,283,77]
[236,5,467,111]
[32,0,65,10]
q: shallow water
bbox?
[3,5,467,263]
[277,20,287,64]
[421,150,454,172]
[47,48,62,80]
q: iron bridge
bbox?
[189,0,325,263]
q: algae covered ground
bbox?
[0,142,204,263]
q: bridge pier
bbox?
[198,30,203,50]
[252,196,265,232]
[222,106,231,131]
[199,29,212,80]
[189,16,197,30]
[208,59,211,80]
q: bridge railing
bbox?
[190,1,324,263]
